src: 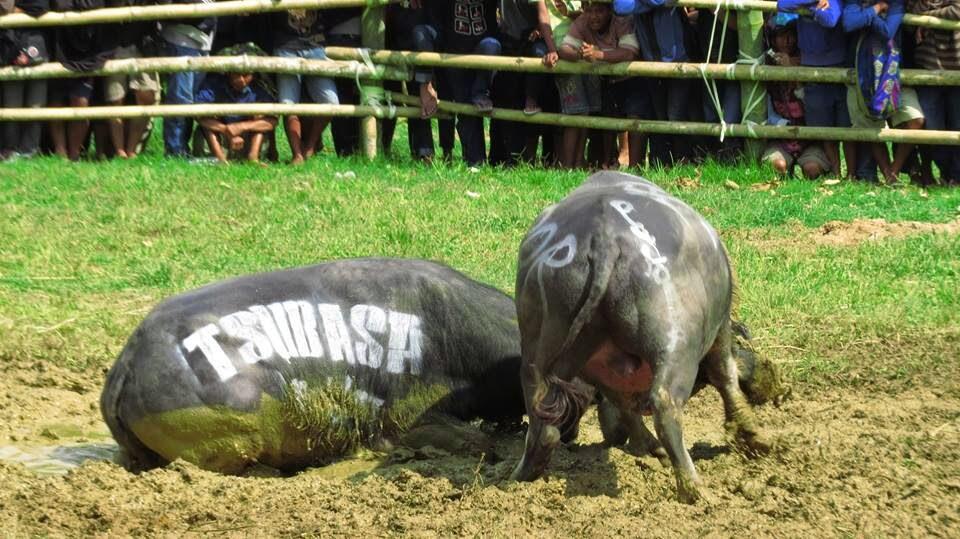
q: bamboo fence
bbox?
[0,0,957,154]
[0,56,409,82]
[322,48,960,87]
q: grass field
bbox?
[1,141,959,535]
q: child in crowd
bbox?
[909,0,960,184]
[556,1,638,169]
[777,0,857,178]
[762,13,830,178]
[842,0,925,183]
[195,72,277,164]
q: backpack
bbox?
[855,33,902,120]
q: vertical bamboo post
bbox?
[360,4,385,159]
[736,9,767,160]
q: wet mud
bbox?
[1,356,957,537]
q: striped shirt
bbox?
[910,0,960,70]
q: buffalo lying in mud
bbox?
[101,258,526,473]
[511,171,787,503]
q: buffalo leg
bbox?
[649,363,701,503]
[599,391,666,461]
[704,325,772,456]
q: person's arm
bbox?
[581,43,637,63]
[559,19,584,61]
[559,42,580,61]
[535,0,559,67]
[777,0,819,12]
[871,0,903,38]
[813,0,843,27]
[842,0,885,33]
[226,116,277,136]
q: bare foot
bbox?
[420,82,438,118]
[291,154,305,165]
[115,149,130,159]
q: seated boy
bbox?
[556,1,638,168]
[195,72,278,164]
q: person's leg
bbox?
[798,144,831,179]
[664,79,694,164]
[274,48,306,163]
[523,39,549,114]
[20,79,46,156]
[946,87,960,182]
[804,83,841,175]
[886,89,926,181]
[104,75,130,158]
[125,66,160,157]
[412,24,440,117]
[246,132,265,163]
[1,81,23,155]
[163,43,204,157]
[762,144,793,176]
[447,67,485,165]
[66,80,94,161]
[303,47,340,160]
[917,86,948,183]
[470,37,501,111]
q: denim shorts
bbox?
[274,47,339,105]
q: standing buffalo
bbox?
[511,172,774,503]
[101,258,525,473]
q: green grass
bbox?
[1,132,958,390]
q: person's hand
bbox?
[580,43,603,62]
[528,29,541,42]
[685,7,700,24]
[543,50,559,68]
[816,0,830,11]
[874,1,888,15]
[13,52,28,66]
[230,135,245,151]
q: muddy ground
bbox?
[1,220,959,537]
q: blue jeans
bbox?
[803,83,850,128]
[917,86,960,180]
[163,43,208,157]
[274,47,339,105]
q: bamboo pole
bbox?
[360,6,386,160]
[383,91,960,146]
[737,9,767,159]
[0,0,954,30]
[324,48,960,87]
[0,56,409,82]
[0,0,395,28]
[0,103,425,121]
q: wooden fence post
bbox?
[360,4,385,159]
[737,9,767,160]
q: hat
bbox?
[768,12,799,33]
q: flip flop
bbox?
[523,104,542,116]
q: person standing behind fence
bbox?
[0,0,48,161]
[613,0,697,167]
[778,0,857,178]
[270,8,338,164]
[555,1,638,169]
[48,0,112,161]
[100,0,160,159]
[411,0,501,167]
[842,0,925,184]
[158,0,217,158]
[909,0,960,185]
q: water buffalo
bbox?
[101,258,524,473]
[510,171,774,503]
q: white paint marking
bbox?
[219,309,273,364]
[183,324,237,381]
[350,304,386,368]
[318,303,357,365]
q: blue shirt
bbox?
[195,74,270,124]
[842,0,904,42]
[777,0,847,66]
[613,0,690,62]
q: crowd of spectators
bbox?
[0,0,957,184]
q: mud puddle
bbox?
[0,441,118,476]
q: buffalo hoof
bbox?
[676,475,703,504]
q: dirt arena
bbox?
[1,220,958,537]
